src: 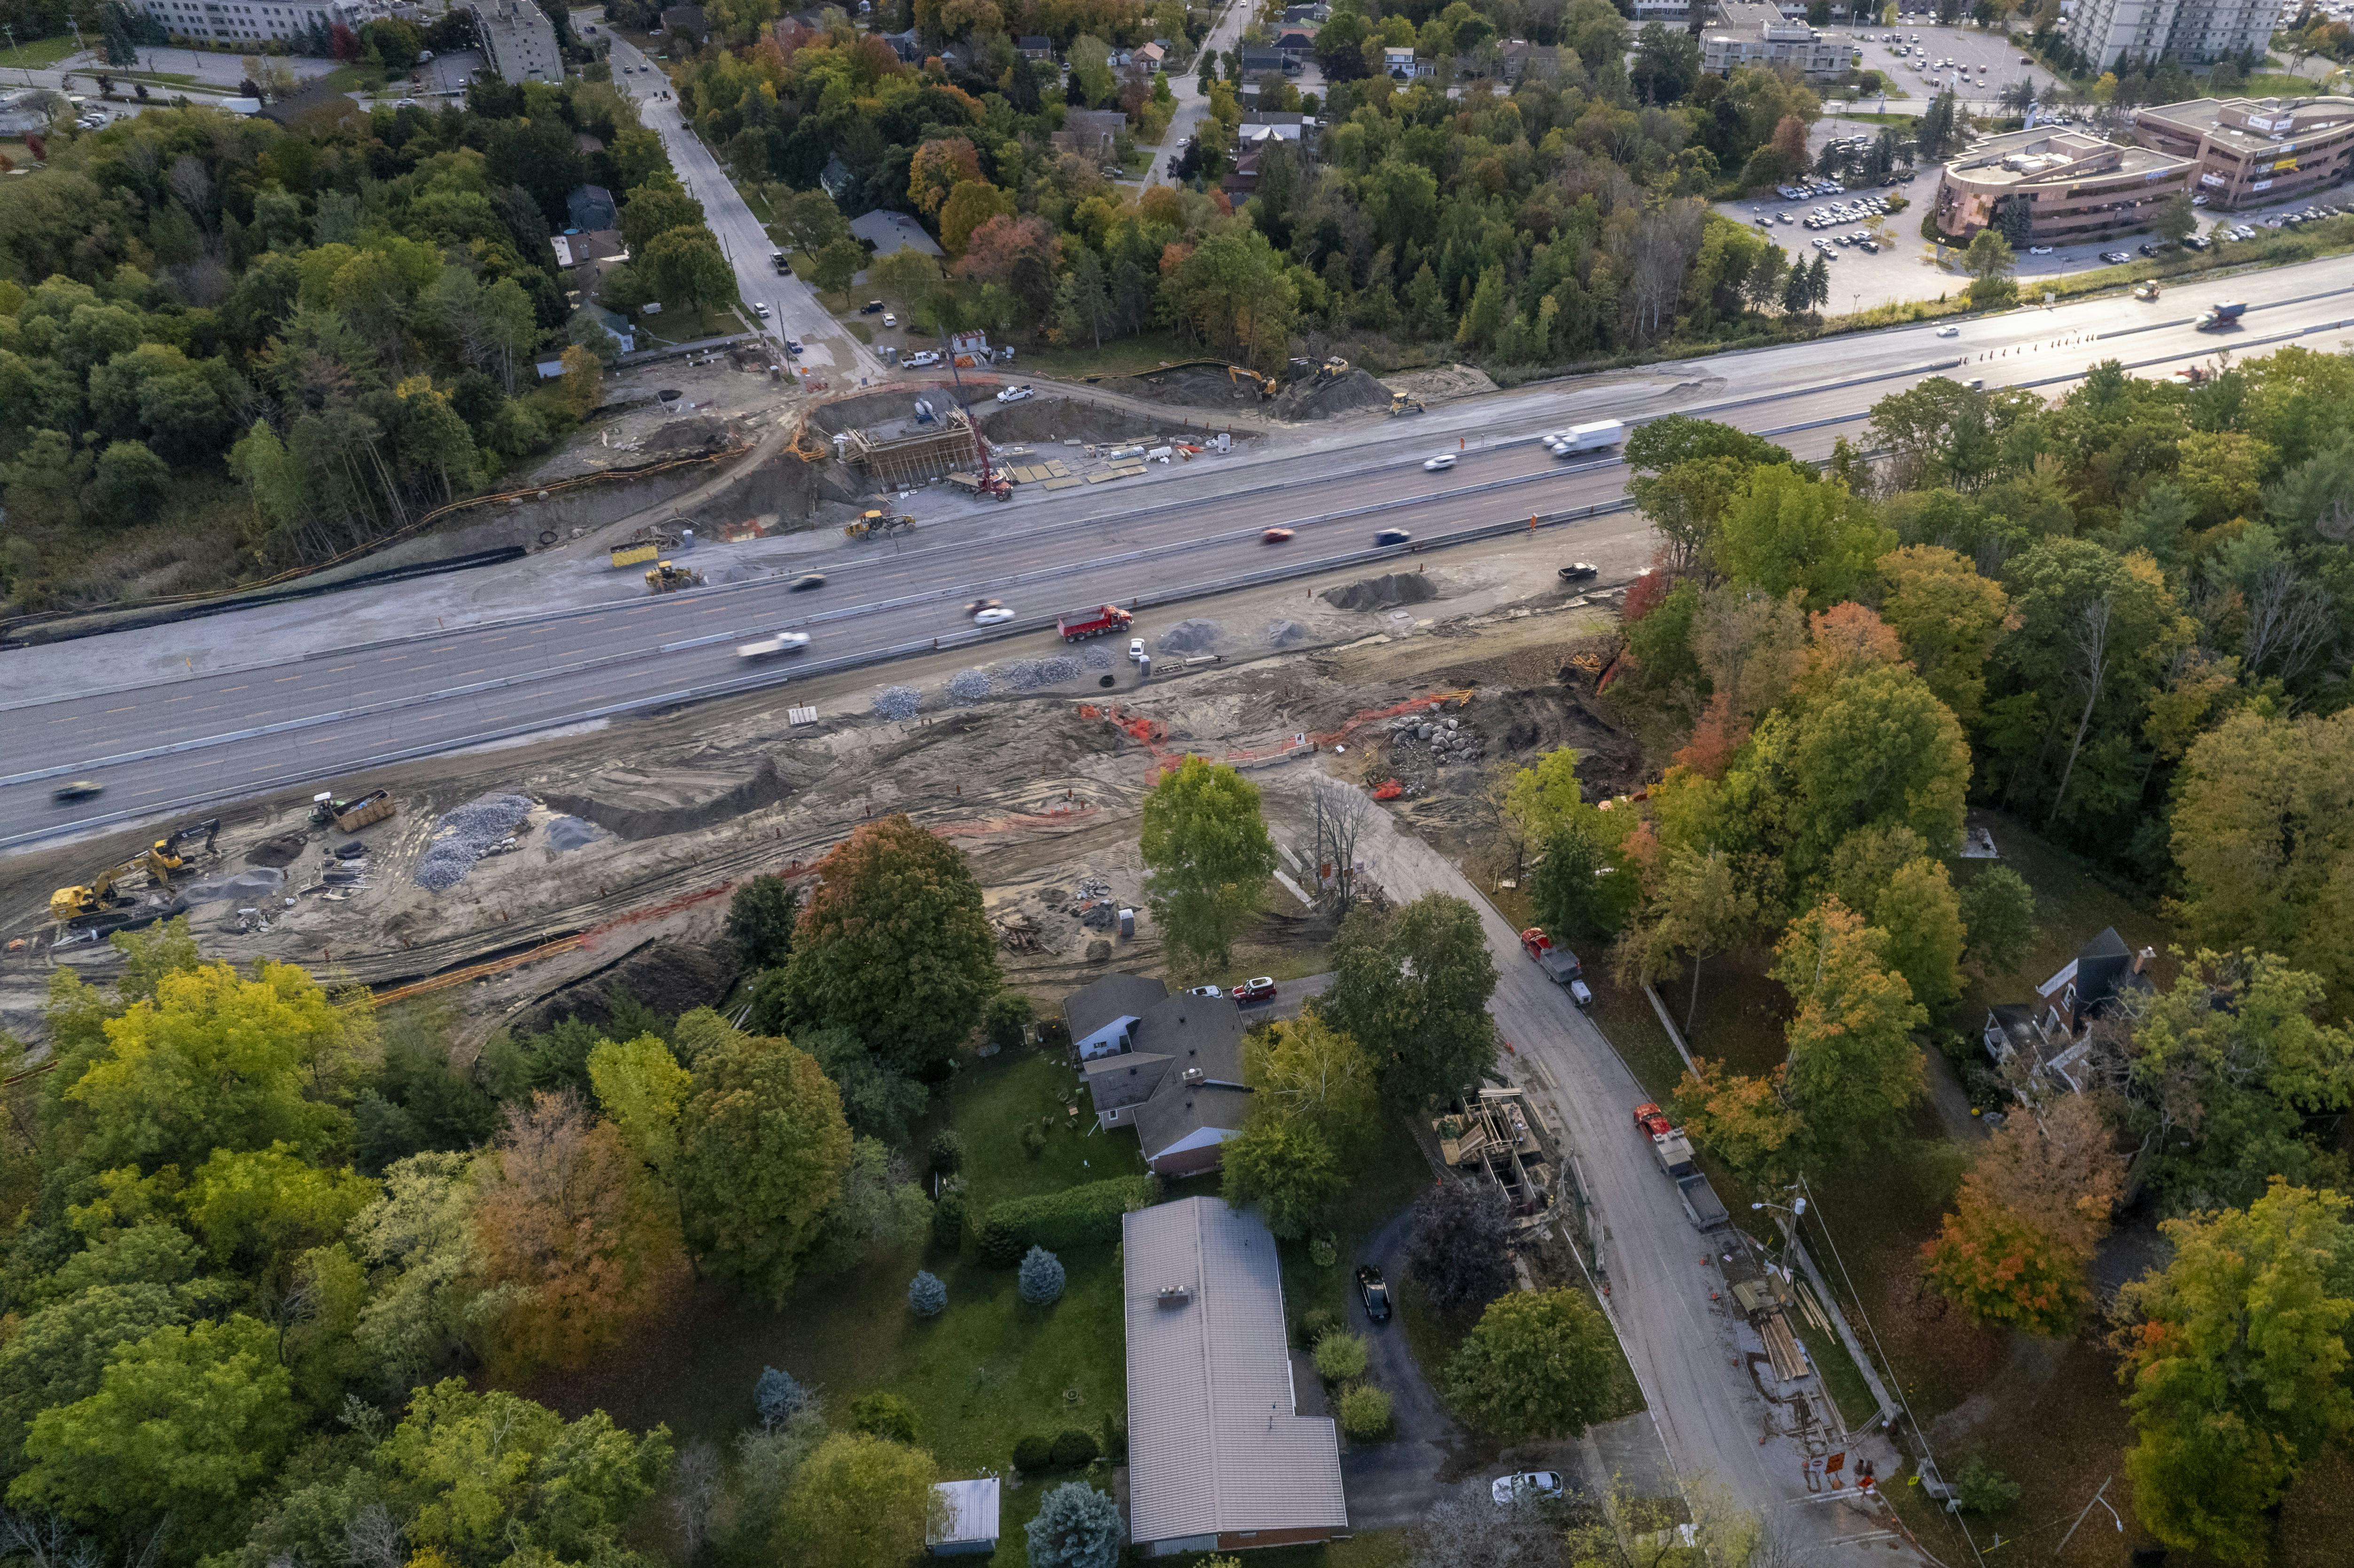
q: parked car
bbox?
[973,605,1016,624]
[995,384,1034,403]
[1233,976,1278,1005]
[1557,562,1599,581]
[784,338,803,354]
[1492,1472,1566,1506]
[2027,244,2053,255]
[1633,1101,1675,1138]
[1262,527,1295,543]
[790,572,828,590]
[1375,528,1412,545]
[1935,324,1960,337]
[1184,983,1224,998]
[906,349,940,367]
[753,302,770,318]
[1356,1265,1393,1323]
[1423,453,1456,471]
[860,300,886,313]
[884,311,899,326]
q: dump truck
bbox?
[1518,927,1582,986]
[844,510,916,540]
[945,471,1013,502]
[1057,605,1134,642]
[2196,300,2247,330]
[1553,420,1626,454]
[1650,1130,1730,1231]
[309,790,397,832]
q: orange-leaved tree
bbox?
[1922,1093,2121,1335]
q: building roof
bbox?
[1124,1197,1347,1546]
[927,1477,1001,1547]
[1942,128,2187,192]
[567,184,619,231]
[2137,94,2354,158]
[1064,973,1169,1046]
[1084,1048,1175,1115]
[1133,1082,1253,1163]
[660,3,709,37]
[1016,33,1053,47]
[847,208,943,257]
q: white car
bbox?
[995,384,1034,403]
[972,605,1016,625]
[1128,637,1146,661]
[883,311,898,326]
[2028,245,2053,255]
[1423,453,1456,471]
[1184,984,1224,998]
[1935,324,1960,336]
[753,303,770,318]
[1492,1472,1566,1505]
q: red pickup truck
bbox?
[1058,605,1134,642]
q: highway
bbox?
[3,259,2351,853]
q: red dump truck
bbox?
[1057,605,1134,642]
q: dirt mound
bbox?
[974,396,1183,446]
[1273,367,1391,421]
[1266,620,1307,646]
[541,758,787,841]
[1381,363,1499,404]
[1321,572,1441,612]
[1156,618,1222,654]
[512,933,742,1039]
[635,414,737,460]
[1098,364,1266,410]
[244,834,306,868]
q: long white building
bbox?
[132,0,412,47]
[2062,0,2287,69]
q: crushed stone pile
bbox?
[1266,620,1307,646]
[948,668,994,703]
[415,793,533,891]
[874,686,922,719]
[1157,619,1222,654]
[1003,656,1082,691]
[545,815,602,852]
[1273,367,1392,421]
[1080,644,1114,668]
[1321,572,1440,612]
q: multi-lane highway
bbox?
[4,258,2351,852]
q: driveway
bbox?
[1339,1204,1465,1529]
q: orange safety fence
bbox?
[1080,690,1475,776]
[1310,689,1474,749]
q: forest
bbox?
[0,71,732,613]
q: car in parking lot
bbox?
[2027,244,2053,255]
[2100,250,2131,264]
[972,605,1016,624]
[860,300,886,313]
[1375,528,1412,545]
[1936,323,1960,336]
[1356,1265,1392,1323]
[2182,234,2210,251]
[1492,1472,1566,1506]
[1233,976,1278,1005]
[995,384,1034,402]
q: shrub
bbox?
[1025,1481,1125,1568]
[1338,1382,1394,1439]
[929,1128,967,1175]
[848,1390,918,1444]
[1018,1245,1067,1306]
[977,1176,1158,1265]
[754,1366,809,1430]
[1020,1124,1048,1158]
[1955,1453,2022,1513]
[1298,1307,1340,1348]
[909,1269,947,1317]
[931,1190,967,1250]
[1313,1331,1368,1384]
[1049,1427,1099,1468]
[1098,1409,1127,1461]
[986,992,1033,1050]
[1012,1433,1056,1473]
[1448,1289,1627,1439]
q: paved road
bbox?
[6,261,2351,852]
[1345,799,1906,1562]
[1145,0,1252,190]
[596,19,887,385]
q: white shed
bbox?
[927,1476,1001,1557]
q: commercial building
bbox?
[1124,1197,1348,1556]
[2062,0,2287,70]
[2133,95,2354,210]
[132,0,399,47]
[463,0,560,83]
[1698,0,1849,80]
[1931,127,2194,244]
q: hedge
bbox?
[977,1176,1158,1265]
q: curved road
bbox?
[4,262,2350,852]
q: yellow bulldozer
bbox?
[844,510,917,541]
[50,818,220,926]
[644,560,706,593]
[1388,393,1426,417]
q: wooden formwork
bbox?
[844,410,979,487]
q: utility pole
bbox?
[2051,1475,2121,1557]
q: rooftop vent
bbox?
[1157,1284,1194,1306]
[1182,1066,1206,1085]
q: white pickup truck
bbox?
[738,631,812,658]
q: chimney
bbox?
[2133,946,2155,975]
[1182,1067,1205,1085]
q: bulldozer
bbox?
[644,560,706,593]
[844,509,917,541]
[1313,356,1350,384]
[1388,393,1426,417]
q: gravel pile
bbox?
[1266,619,1307,646]
[414,793,534,891]
[1003,656,1082,691]
[874,685,922,719]
[181,866,287,904]
[948,668,994,703]
[1080,644,1114,668]
[545,815,601,852]
[1158,618,1221,653]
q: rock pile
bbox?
[948,668,994,703]
[874,685,922,719]
[415,793,534,891]
[1003,656,1083,691]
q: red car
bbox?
[1233,976,1278,1005]
[1633,1102,1674,1139]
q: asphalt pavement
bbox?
[1145,0,1251,190]
[6,258,2352,852]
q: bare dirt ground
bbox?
[1379,363,1501,404]
[0,526,1640,1048]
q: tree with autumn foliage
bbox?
[1671,1057,1804,1186]
[1772,898,1925,1150]
[1922,1094,2122,1334]
[674,1026,854,1302]
[907,136,984,214]
[472,1091,688,1374]
[2112,1181,2354,1565]
[1876,544,2010,730]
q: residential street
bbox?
[1144,0,1253,190]
[1343,792,1912,1562]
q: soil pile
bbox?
[180,866,288,904]
[974,396,1174,446]
[542,759,787,841]
[415,794,534,891]
[545,816,602,852]
[636,414,736,460]
[1266,620,1307,646]
[1156,619,1222,654]
[1321,573,1440,612]
[1100,364,1265,410]
[1273,368,1391,421]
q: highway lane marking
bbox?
[327,665,356,673]
[105,706,135,714]
[381,655,407,662]
[276,675,302,683]
[456,668,488,678]
[163,694,194,705]
[130,786,165,797]
[224,685,248,692]
[482,635,508,644]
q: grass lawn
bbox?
[0,34,80,69]
[1276,1110,1433,1333]
[1013,330,1214,381]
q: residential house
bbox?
[660,4,710,42]
[1124,1197,1348,1555]
[1136,39,1168,70]
[566,184,619,232]
[1238,109,1321,157]
[583,303,636,354]
[1070,974,1251,1178]
[819,155,857,200]
[1382,45,1432,78]
[1280,1,1329,21]
[1272,25,1316,55]
[1982,927,2155,1091]
[848,208,942,268]
[1499,39,1559,83]
[879,27,924,61]
[1055,106,1129,160]
[1239,45,1297,77]
[926,1478,1000,1557]
[1015,34,1055,59]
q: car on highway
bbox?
[790,572,827,590]
[1633,1101,1675,1138]
[1375,528,1412,545]
[753,303,770,318]
[2099,249,2131,264]
[52,780,104,803]
[2027,244,2053,255]
[1262,527,1295,543]
[1936,324,1960,336]
[1233,976,1278,1005]
[1423,453,1455,471]
[1356,1264,1392,1323]
[995,384,1034,403]
[1492,1472,1565,1506]
[1557,562,1598,581]
[737,630,811,657]
[972,605,1016,625]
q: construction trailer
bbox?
[1432,1086,1560,1224]
[843,409,981,489]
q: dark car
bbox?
[52,779,103,803]
[790,572,828,591]
[1375,528,1412,545]
[1558,562,1599,582]
[860,300,886,314]
[1356,1265,1392,1323]
[785,339,803,355]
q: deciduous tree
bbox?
[1923,1094,2122,1334]
[1771,900,1924,1148]
[1447,1289,1628,1439]
[1404,1179,1514,1314]
[1140,756,1280,975]
[1220,1113,1344,1238]
[1671,1057,1804,1186]
[1714,465,1893,609]
[1875,544,2009,729]
[675,1030,853,1301]
[779,1433,941,1568]
[727,873,802,970]
[1322,893,1499,1110]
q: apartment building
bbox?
[1698,0,1849,80]
[132,0,396,46]
[2062,0,2287,70]
[2134,94,2354,209]
[462,0,559,82]
[1932,127,2195,244]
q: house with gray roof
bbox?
[1072,976,1251,1177]
[1124,1197,1347,1555]
[1981,926,2155,1092]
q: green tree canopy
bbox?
[1446,1288,1631,1439]
[1322,893,1500,1110]
[1714,465,1894,609]
[778,1432,941,1568]
[675,1026,854,1301]
[1140,756,1280,975]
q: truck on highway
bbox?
[2196,300,2247,330]
[1057,605,1134,642]
[1550,420,1625,456]
[1650,1129,1730,1231]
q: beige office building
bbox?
[1698,0,1849,80]
[1932,128,2194,244]
[2133,95,2354,210]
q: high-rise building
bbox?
[2063,0,2286,70]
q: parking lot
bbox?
[1841,19,2063,114]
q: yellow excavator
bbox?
[50,818,219,926]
